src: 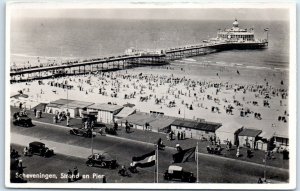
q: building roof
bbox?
[88,103,123,112]
[67,100,94,108]
[149,117,175,130]
[115,107,136,118]
[123,103,135,108]
[273,126,289,139]
[171,119,221,132]
[46,103,64,108]
[215,122,243,133]
[120,112,156,126]
[259,130,275,140]
[48,99,94,109]
[238,128,262,137]
[50,98,74,105]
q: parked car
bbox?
[28,141,54,157]
[12,112,33,127]
[69,128,96,138]
[163,165,196,183]
[86,153,118,169]
[277,145,289,153]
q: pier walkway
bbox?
[10,40,267,82]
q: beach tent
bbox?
[87,103,123,124]
[215,122,243,145]
[115,107,136,120]
[238,128,262,149]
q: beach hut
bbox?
[45,99,72,114]
[114,107,136,120]
[215,122,243,145]
[65,100,94,118]
[149,116,175,133]
[45,103,63,115]
[170,119,222,140]
[273,127,289,147]
[119,112,156,130]
[237,128,262,149]
[257,129,276,151]
[87,103,123,124]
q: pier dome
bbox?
[233,19,239,28]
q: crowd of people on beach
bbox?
[33,69,288,125]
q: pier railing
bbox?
[10,40,268,82]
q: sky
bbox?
[10,7,290,21]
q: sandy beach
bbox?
[10,58,289,135]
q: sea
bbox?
[10,18,289,70]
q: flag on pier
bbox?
[173,147,196,163]
[132,150,156,168]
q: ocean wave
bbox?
[182,58,197,62]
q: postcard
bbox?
[6,1,296,189]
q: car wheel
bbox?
[87,162,94,167]
[181,176,185,182]
[100,162,106,168]
[164,174,170,180]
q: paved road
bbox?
[10,121,289,183]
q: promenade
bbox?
[11,106,289,170]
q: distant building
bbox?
[215,122,243,145]
[45,99,94,118]
[237,128,262,149]
[119,112,157,130]
[170,119,222,140]
[87,103,123,124]
[119,112,175,132]
[273,127,289,147]
[115,107,136,121]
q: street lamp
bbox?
[263,151,267,182]
[91,127,94,155]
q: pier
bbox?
[10,40,267,83]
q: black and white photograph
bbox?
[6,2,296,189]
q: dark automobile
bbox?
[69,128,96,138]
[86,153,118,169]
[28,141,54,157]
[163,165,196,183]
[13,112,33,127]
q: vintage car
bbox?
[12,113,33,127]
[28,141,54,157]
[105,126,117,135]
[69,128,96,138]
[163,165,196,183]
[86,153,118,169]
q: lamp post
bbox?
[263,151,267,182]
[91,127,94,155]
